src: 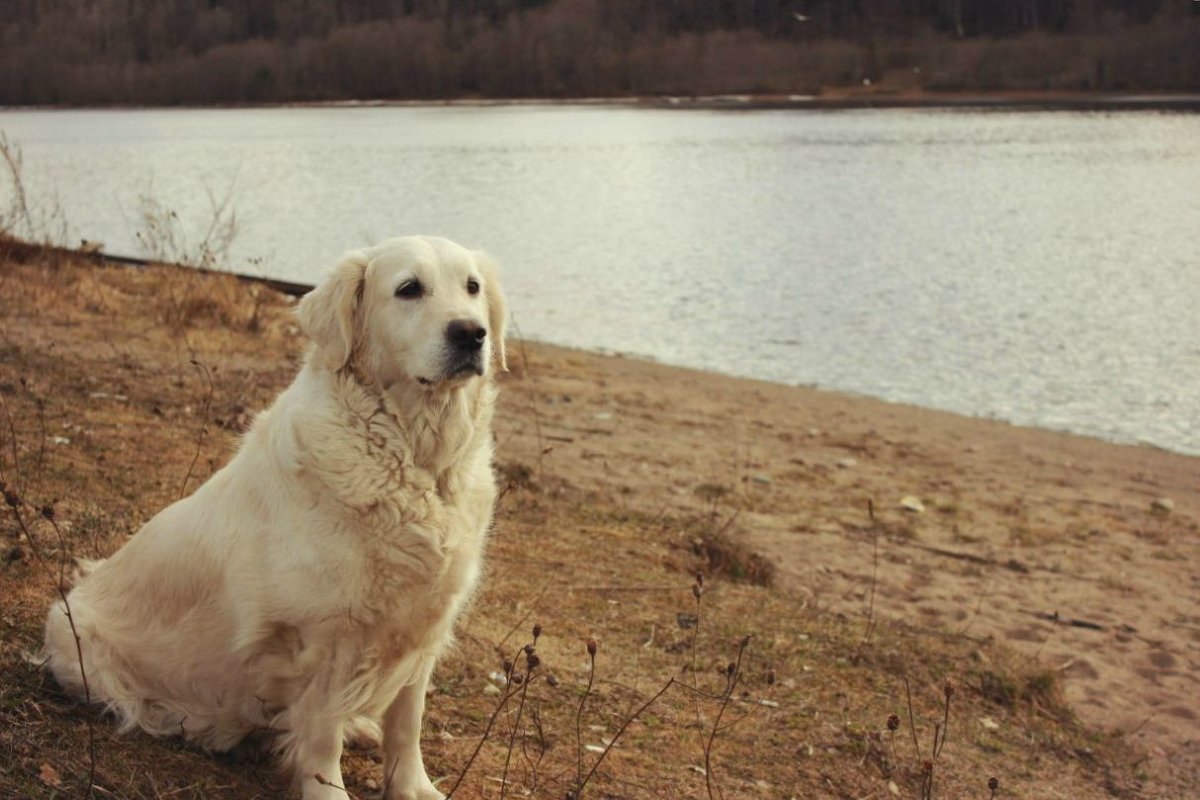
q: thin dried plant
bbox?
[179,359,216,498]
[134,181,239,271]
[445,630,546,800]
[0,132,32,240]
[1,391,96,798]
[0,131,67,246]
[891,674,960,800]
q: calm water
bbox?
[2,105,1198,454]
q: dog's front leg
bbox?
[381,661,443,800]
[277,675,350,800]
[283,713,346,800]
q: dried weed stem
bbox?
[179,358,214,498]
[3,490,96,797]
[2,389,97,796]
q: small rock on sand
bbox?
[1150,497,1174,514]
[899,495,925,513]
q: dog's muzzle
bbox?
[444,319,487,378]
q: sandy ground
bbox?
[496,342,1200,788]
[2,249,1196,797]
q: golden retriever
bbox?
[43,235,507,800]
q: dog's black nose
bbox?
[447,319,487,352]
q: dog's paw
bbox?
[384,777,444,800]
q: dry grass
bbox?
[0,244,1147,799]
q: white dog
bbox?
[43,236,507,800]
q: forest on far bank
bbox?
[1,0,1197,105]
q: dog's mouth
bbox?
[417,356,484,387]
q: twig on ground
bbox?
[904,675,922,761]
[33,392,47,489]
[0,132,33,239]
[495,585,550,650]
[179,358,214,498]
[508,316,553,484]
[702,635,750,800]
[0,387,23,490]
[886,713,901,770]
[575,675,677,798]
[690,574,706,749]
[855,499,880,659]
[713,666,775,736]
[313,772,360,799]
[936,680,954,761]
[519,699,548,793]
[574,638,598,795]
[957,575,994,638]
[499,645,539,800]
[444,636,539,800]
[893,675,957,800]
[4,489,97,798]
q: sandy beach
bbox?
[1,246,1197,798]
[498,342,1200,770]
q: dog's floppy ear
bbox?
[475,251,509,372]
[296,251,368,370]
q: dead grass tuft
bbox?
[689,524,776,587]
[156,269,268,334]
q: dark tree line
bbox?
[0,0,1195,104]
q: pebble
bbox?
[979,716,1000,731]
[482,683,501,696]
[1150,497,1174,514]
[835,457,857,469]
[899,496,925,513]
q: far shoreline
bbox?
[4,90,1200,113]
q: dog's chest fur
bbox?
[297,371,496,650]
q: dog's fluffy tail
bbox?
[44,589,158,732]
[43,588,249,751]
[43,559,104,700]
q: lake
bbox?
[1,104,1197,454]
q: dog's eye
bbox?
[466,279,480,296]
[395,280,424,299]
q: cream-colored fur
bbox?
[43,236,508,800]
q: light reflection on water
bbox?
[1,105,1197,454]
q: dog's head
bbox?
[297,236,508,390]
